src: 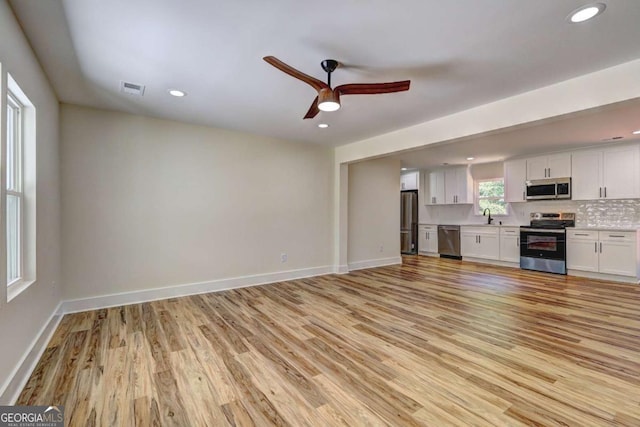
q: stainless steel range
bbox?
[520,212,575,274]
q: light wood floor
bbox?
[18,256,640,426]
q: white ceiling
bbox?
[8,0,640,148]
[392,98,640,169]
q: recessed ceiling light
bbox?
[466,157,475,161]
[401,167,408,171]
[567,3,606,23]
[633,130,640,135]
[168,89,186,97]
[318,123,329,128]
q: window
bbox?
[6,90,23,285]
[476,178,507,215]
[5,74,36,299]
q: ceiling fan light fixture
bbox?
[317,88,340,112]
[318,123,329,128]
[567,3,606,23]
[318,101,340,112]
[633,129,640,135]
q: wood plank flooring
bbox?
[17,256,640,426]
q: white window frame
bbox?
[475,177,508,216]
[5,73,36,302]
[6,90,24,287]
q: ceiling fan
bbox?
[263,56,410,119]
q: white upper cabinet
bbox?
[526,153,571,180]
[445,166,473,204]
[427,167,471,205]
[504,159,527,203]
[401,171,419,191]
[427,171,445,205]
[572,145,640,201]
[571,150,601,201]
[602,146,640,199]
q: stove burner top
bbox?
[523,223,570,230]
[525,212,575,229]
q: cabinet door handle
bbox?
[595,242,598,253]
[479,235,481,244]
[604,187,607,198]
[608,235,625,238]
[599,242,603,253]
[574,233,589,236]
[599,187,602,198]
[522,191,525,200]
[517,237,519,246]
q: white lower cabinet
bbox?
[499,227,520,263]
[418,225,438,254]
[566,231,599,272]
[599,232,638,276]
[461,226,499,260]
[567,229,638,277]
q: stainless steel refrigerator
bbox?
[400,191,418,254]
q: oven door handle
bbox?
[520,228,566,234]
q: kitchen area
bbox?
[400,140,640,284]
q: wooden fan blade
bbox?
[335,80,410,96]
[303,97,320,119]
[263,56,329,92]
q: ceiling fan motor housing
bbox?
[318,87,340,110]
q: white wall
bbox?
[0,2,62,403]
[347,157,401,268]
[60,105,333,301]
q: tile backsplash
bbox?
[575,199,640,228]
[419,198,640,228]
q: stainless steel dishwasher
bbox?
[438,225,461,259]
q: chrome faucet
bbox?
[483,208,494,225]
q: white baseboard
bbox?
[567,269,639,284]
[418,251,440,258]
[62,265,334,314]
[334,264,349,274]
[462,257,520,269]
[0,301,63,405]
[348,256,402,271]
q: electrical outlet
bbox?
[379,244,384,252]
[281,253,287,263]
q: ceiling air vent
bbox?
[120,81,145,96]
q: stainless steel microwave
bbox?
[525,178,571,201]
